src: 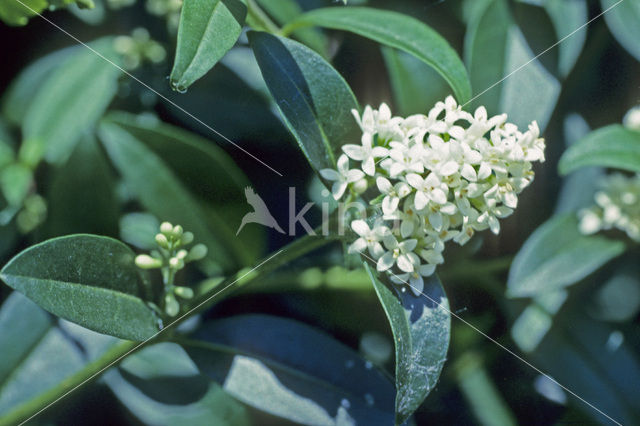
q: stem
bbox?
[245,0,280,34]
[0,341,137,426]
[0,231,339,425]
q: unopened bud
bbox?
[172,225,183,238]
[135,254,162,269]
[164,293,179,316]
[180,231,194,245]
[155,233,169,248]
[176,249,188,259]
[169,257,184,270]
[187,243,207,261]
[160,221,173,234]
[174,286,194,299]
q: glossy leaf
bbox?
[601,0,640,61]
[22,38,122,165]
[170,0,247,91]
[465,0,560,130]
[367,265,451,425]
[1,46,74,126]
[507,214,626,298]
[98,122,236,273]
[182,314,395,425]
[558,125,640,175]
[0,235,161,340]
[249,31,360,172]
[287,6,471,103]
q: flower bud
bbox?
[135,254,162,269]
[186,243,207,261]
[169,257,184,270]
[164,293,179,317]
[160,221,173,234]
[155,233,169,248]
[174,286,194,299]
[176,249,188,259]
[180,231,194,245]
[172,225,183,238]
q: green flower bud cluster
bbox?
[113,28,166,70]
[135,221,207,317]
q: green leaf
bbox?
[558,125,640,175]
[543,0,588,77]
[601,0,640,62]
[1,46,75,126]
[465,0,560,130]
[103,111,264,262]
[0,234,161,341]
[98,121,237,273]
[367,265,451,425]
[0,0,47,26]
[0,293,88,418]
[105,343,251,426]
[507,214,626,298]
[170,0,247,91]
[285,6,471,103]
[22,38,122,165]
[249,31,359,172]
[382,47,450,116]
[120,212,161,250]
[44,135,119,237]
[182,314,395,425]
[254,0,328,57]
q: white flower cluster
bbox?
[320,96,545,295]
[578,173,640,242]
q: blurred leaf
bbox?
[99,117,255,269]
[591,263,640,322]
[103,342,251,426]
[23,38,122,165]
[367,265,451,425]
[0,235,161,340]
[555,114,604,214]
[1,46,74,126]
[558,125,640,175]
[601,0,640,62]
[44,135,119,237]
[287,6,472,103]
[0,163,32,207]
[381,47,450,116]
[0,0,47,26]
[543,0,588,77]
[120,212,160,250]
[454,352,517,426]
[254,0,328,56]
[534,310,640,424]
[465,0,560,130]
[182,314,395,425]
[249,31,359,172]
[170,0,247,91]
[0,294,87,419]
[507,214,626,298]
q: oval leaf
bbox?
[23,38,122,165]
[182,314,395,425]
[249,31,360,172]
[507,214,626,298]
[170,0,247,90]
[286,7,471,103]
[0,235,161,341]
[558,124,640,175]
[98,121,237,274]
[366,265,451,425]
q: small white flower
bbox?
[342,132,388,176]
[320,154,364,200]
[348,220,388,259]
[376,177,411,216]
[377,235,420,273]
[406,172,448,209]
